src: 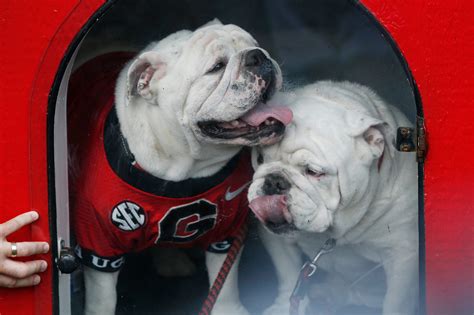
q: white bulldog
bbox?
[248,81,418,315]
[76,20,293,315]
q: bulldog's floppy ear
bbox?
[127,51,167,102]
[199,18,223,29]
[346,111,394,159]
[362,126,385,159]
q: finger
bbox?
[0,211,39,238]
[3,241,49,257]
[0,259,47,279]
[0,274,41,288]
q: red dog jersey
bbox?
[68,53,252,272]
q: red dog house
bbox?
[0,1,472,314]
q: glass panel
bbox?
[64,1,419,314]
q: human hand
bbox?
[0,211,50,288]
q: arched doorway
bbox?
[51,1,422,314]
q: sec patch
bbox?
[111,200,146,231]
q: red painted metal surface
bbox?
[0,0,472,314]
[360,1,474,314]
[0,1,104,314]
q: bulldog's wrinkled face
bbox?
[125,20,291,147]
[248,84,389,236]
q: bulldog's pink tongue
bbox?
[249,195,291,224]
[240,103,293,127]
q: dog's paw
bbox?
[152,247,197,277]
[211,303,250,315]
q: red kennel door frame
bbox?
[0,0,472,314]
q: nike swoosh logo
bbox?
[225,182,251,201]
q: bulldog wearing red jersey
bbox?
[72,98,253,271]
[68,20,292,315]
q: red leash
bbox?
[198,223,248,315]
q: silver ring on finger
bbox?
[11,242,18,258]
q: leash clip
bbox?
[289,238,336,314]
[310,238,336,265]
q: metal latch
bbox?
[56,239,79,274]
[396,116,427,162]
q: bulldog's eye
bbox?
[207,61,226,74]
[305,167,325,178]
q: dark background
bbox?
[72,0,416,314]
[76,0,416,120]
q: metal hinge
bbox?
[396,116,427,163]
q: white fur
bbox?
[83,266,119,315]
[248,81,418,315]
[83,20,282,315]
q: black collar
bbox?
[104,108,241,198]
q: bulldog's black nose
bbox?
[243,49,275,100]
[262,173,291,195]
[244,49,269,70]
[245,49,267,67]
